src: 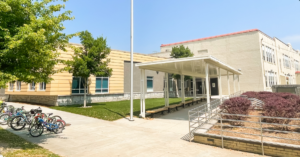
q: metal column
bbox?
[165,73,169,107]
[193,77,196,101]
[181,75,185,103]
[205,63,210,105]
[233,74,236,93]
[218,67,222,101]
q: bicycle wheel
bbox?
[0,114,9,125]
[11,116,26,131]
[29,124,44,137]
[57,119,66,127]
[53,121,64,134]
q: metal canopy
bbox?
[135,56,242,77]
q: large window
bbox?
[295,60,299,71]
[29,82,35,91]
[262,45,275,64]
[9,82,14,91]
[283,55,290,68]
[147,76,153,92]
[39,82,46,91]
[72,77,88,94]
[95,77,109,93]
[16,81,21,91]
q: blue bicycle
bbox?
[29,116,64,137]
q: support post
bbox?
[140,69,144,117]
[193,77,196,101]
[218,67,222,102]
[165,73,169,107]
[238,75,240,91]
[129,0,134,121]
[205,63,210,106]
[227,71,230,96]
[181,75,185,103]
[143,70,146,117]
[233,74,236,93]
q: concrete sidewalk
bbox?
[1,102,261,157]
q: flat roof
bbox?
[136,56,242,78]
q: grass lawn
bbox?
[51,98,192,121]
[0,127,60,157]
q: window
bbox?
[147,76,153,92]
[16,81,21,91]
[29,82,35,91]
[72,77,88,94]
[95,77,109,93]
[9,82,14,91]
[263,45,275,64]
[283,55,290,68]
[295,60,299,71]
[169,77,173,92]
[39,82,46,91]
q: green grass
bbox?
[0,127,60,157]
[51,98,192,121]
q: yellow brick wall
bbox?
[194,134,300,157]
[5,45,165,96]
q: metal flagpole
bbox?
[129,0,134,121]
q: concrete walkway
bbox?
[1,102,261,157]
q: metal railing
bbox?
[188,91,300,156]
[188,91,243,141]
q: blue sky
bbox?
[61,0,300,54]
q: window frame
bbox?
[39,82,46,91]
[71,77,89,94]
[147,76,154,92]
[8,82,14,91]
[29,82,35,91]
[16,81,21,91]
[95,77,109,94]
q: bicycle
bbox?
[29,115,64,137]
[10,107,44,131]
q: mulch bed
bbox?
[207,110,300,145]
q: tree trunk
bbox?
[83,77,87,108]
[174,79,179,98]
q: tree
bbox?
[170,45,194,97]
[66,31,112,108]
[0,0,75,88]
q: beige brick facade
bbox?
[194,133,300,157]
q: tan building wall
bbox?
[5,45,165,96]
[151,29,300,94]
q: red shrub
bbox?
[220,97,252,125]
[242,91,258,99]
[263,97,299,129]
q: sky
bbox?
[60,0,300,54]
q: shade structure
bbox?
[135,56,242,77]
[136,55,242,118]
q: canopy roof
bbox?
[135,56,242,78]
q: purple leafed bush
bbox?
[242,91,258,99]
[220,97,252,126]
[263,97,300,130]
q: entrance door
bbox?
[197,81,202,94]
[210,78,219,95]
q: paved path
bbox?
[1,102,262,157]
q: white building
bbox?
[150,29,300,95]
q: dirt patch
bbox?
[208,110,300,145]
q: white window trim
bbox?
[8,82,14,91]
[95,77,109,94]
[28,82,35,91]
[16,81,21,91]
[147,76,154,92]
[39,82,46,91]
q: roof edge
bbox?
[160,29,259,47]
